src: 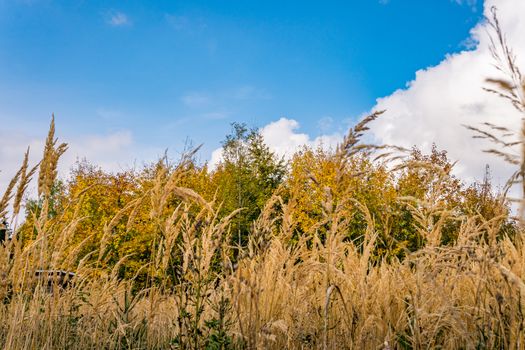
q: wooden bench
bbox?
[34,270,76,293]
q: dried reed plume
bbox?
[465,7,525,222]
[38,115,68,199]
[0,9,524,349]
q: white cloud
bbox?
[208,118,342,169]
[209,148,224,170]
[368,0,525,188]
[62,130,136,171]
[107,11,131,27]
[0,130,43,200]
[260,118,341,157]
[317,116,334,133]
[0,127,162,210]
[207,0,524,190]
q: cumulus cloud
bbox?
[107,11,131,27]
[317,116,334,133]
[207,0,524,188]
[0,130,43,199]
[368,0,525,187]
[208,118,342,169]
[0,127,162,204]
[62,130,135,171]
[260,118,341,157]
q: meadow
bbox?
[0,11,524,350]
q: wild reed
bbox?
[0,111,520,349]
[0,9,524,350]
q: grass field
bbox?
[1,9,524,350]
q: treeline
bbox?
[14,117,513,287]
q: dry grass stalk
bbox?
[1,15,525,348]
[466,7,525,222]
[12,147,39,228]
[38,115,68,199]
[0,167,22,220]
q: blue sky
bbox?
[0,0,483,163]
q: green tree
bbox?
[211,123,286,248]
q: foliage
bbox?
[212,122,286,249]
[0,12,523,344]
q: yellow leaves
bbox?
[287,148,337,233]
[23,155,236,283]
[286,146,397,236]
[10,119,512,290]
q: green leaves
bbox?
[213,122,286,247]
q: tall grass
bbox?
[0,114,523,349]
[1,11,525,350]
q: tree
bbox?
[211,123,286,248]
